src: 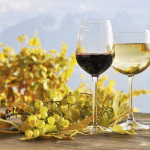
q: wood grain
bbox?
[0,107,150,150]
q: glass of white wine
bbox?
[112,29,150,130]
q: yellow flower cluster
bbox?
[0,32,77,106]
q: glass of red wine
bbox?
[76,19,114,134]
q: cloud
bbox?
[0,0,31,12]
[0,0,150,33]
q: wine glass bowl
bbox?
[76,20,114,76]
[112,29,150,130]
[76,19,114,133]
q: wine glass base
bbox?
[120,120,150,130]
[83,124,112,134]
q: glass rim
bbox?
[113,29,150,33]
[81,19,111,24]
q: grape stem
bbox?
[80,93,92,96]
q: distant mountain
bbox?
[0,14,79,55]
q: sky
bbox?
[1,0,150,112]
[1,0,150,32]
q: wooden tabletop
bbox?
[0,107,150,150]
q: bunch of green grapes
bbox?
[18,86,82,137]
[97,100,115,126]
[0,85,116,137]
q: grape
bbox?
[103,118,110,124]
[48,104,55,111]
[23,105,29,112]
[40,106,48,113]
[29,101,35,106]
[28,115,37,122]
[103,112,108,118]
[22,103,27,110]
[25,118,29,123]
[76,104,82,110]
[50,90,57,98]
[58,117,64,125]
[19,109,25,115]
[102,113,108,123]
[61,99,68,105]
[53,103,57,108]
[85,101,91,107]
[44,92,50,98]
[62,119,69,128]
[67,95,75,104]
[48,117,55,124]
[87,107,92,114]
[83,105,87,110]
[63,85,70,94]
[33,108,40,115]
[21,114,28,122]
[18,103,26,109]
[98,115,103,122]
[34,100,43,109]
[53,114,60,122]
[70,107,80,121]
[28,106,34,113]
[73,90,80,99]
[74,99,78,105]
[35,113,41,119]
[109,117,114,123]
[65,111,72,118]
[88,97,92,102]
[29,120,37,127]
[33,129,40,137]
[104,100,112,107]
[45,124,57,133]
[84,110,90,116]
[39,128,46,136]
[21,122,30,132]
[40,111,48,119]
[37,120,45,128]
[25,129,33,137]
[80,114,85,120]
[43,102,48,107]
[98,103,102,108]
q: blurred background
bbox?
[0,0,150,112]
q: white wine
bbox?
[112,43,150,75]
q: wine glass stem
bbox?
[92,76,98,126]
[128,75,134,122]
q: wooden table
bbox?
[0,107,150,150]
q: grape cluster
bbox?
[20,88,80,137]
[0,85,115,137]
[98,100,114,126]
[0,86,83,137]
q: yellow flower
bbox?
[0,42,5,47]
[102,75,107,81]
[109,79,115,86]
[133,107,140,112]
[80,74,86,80]
[18,36,23,43]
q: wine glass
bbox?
[112,29,150,130]
[76,19,114,134]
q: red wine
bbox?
[76,53,114,76]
